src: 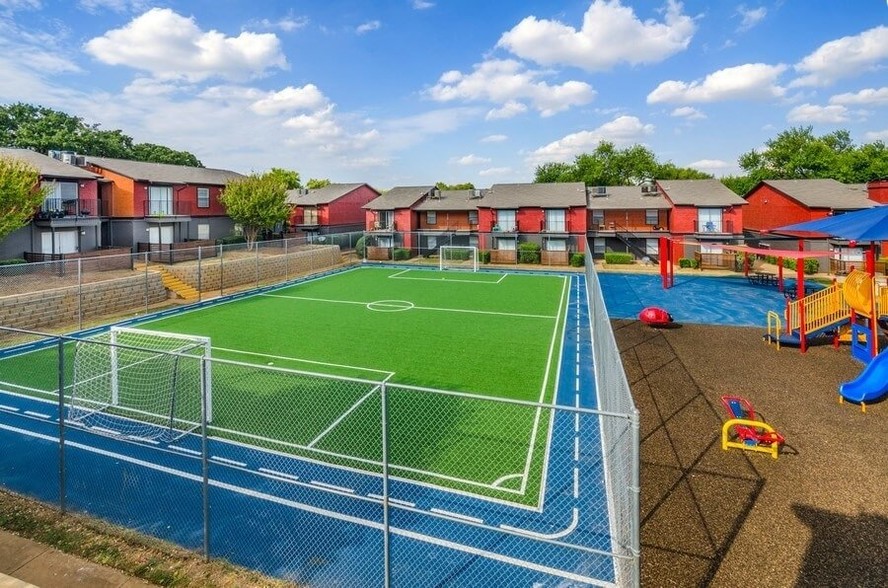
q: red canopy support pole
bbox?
[797,255,805,300]
[777,256,784,292]
[866,244,875,277]
[659,236,668,289]
[743,253,749,276]
[800,297,808,353]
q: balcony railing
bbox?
[144,199,192,216]
[491,221,519,232]
[543,220,569,233]
[694,219,734,234]
[36,198,102,219]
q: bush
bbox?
[518,242,541,264]
[355,236,366,257]
[478,250,491,264]
[678,257,698,269]
[804,259,820,274]
[605,252,634,265]
[217,235,246,245]
[0,258,26,266]
[445,248,472,261]
[393,248,411,261]
[569,252,585,267]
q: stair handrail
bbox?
[785,284,848,333]
[609,221,659,263]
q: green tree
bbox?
[267,167,301,190]
[219,173,290,250]
[656,162,712,180]
[306,178,331,190]
[131,143,202,167]
[533,162,577,183]
[435,181,475,190]
[0,156,49,241]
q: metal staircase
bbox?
[610,222,658,263]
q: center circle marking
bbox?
[366,300,415,312]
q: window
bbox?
[497,237,516,250]
[427,211,437,225]
[700,243,723,254]
[197,187,210,208]
[41,181,78,212]
[148,186,173,215]
[698,208,722,233]
[468,235,478,247]
[591,209,604,227]
[646,239,658,255]
[468,210,478,225]
[426,236,437,251]
[593,238,606,254]
[497,210,516,231]
[40,230,78,254]
[545,209,566,232]
[377,210,394,230]
[546,238,567,251]
[645,209,658,225]
[378,236,393,248]
[197,223,210,240]
[303,207,319,225]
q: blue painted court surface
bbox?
[598,272,809,327]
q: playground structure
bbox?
[638,306,674,327]
[839,350,888,412]
[720,395,785,460]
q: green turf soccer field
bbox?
[0,266,571,505]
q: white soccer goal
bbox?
[439,245,478,272]
[68,326,212,442]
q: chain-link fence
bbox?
[0,232,364,334]
[0,315,639,587]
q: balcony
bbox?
[491,222,519,233]
[143,199,192,217]
[34,198,104,227]
[542,220,569,234]
[694,219,734,234]
[370,220,396,232]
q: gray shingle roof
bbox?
[86,156,243,185]
[586,185,671,210]
[758,179,875,210]
[413,189,487,211]
[0,148,100,180]
[363,186,434,210]
[485,182,587,208]
[285,183,378,206]
[658,179,747,206]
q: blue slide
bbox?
[839,351,888,405]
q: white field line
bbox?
[430,507,484,524]
[307,385,381,448]
[260,293,556,320]
[389,275,504,284]
[212,347,395,377]
[519,275,569,495]
[388,269,411,278]
[500,507,580,540]
[1,420,613,587]
[0,380,55,398]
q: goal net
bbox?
[439,245,478,272]
[68,326,212,442]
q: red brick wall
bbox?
[326,185,379,225]
[868,180,888,204]
[744,184,822,231]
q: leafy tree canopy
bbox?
[306,178,331,190]
[534,141,711,186]
[0,156,49,241]
[436,181,475,190]
[219,172,290,250]
[0,102,203,166]
[267,167,301,190]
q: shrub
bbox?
[605,252,634,264]
[0,258,26,266]
[569,252,585,267]
[518,242,541,264]
[478,250,491,264]
[355,236,366,257]
[393,247,411,261]
[804,258,820,274]
[678,257,699,269]
[217,235,246,245]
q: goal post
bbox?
[70,326,212,441]
[439,245,478,272]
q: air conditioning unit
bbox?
[593,186,607,196]
[61,151,76,165]
[74,155,86,166]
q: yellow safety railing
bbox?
[785,284,848,333]
[766,311,782,349]
[721,418,781,459]
[879,284,888,318]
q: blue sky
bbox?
[0,1,886,188]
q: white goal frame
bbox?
[109,326,213,422]
[439,245,479,272]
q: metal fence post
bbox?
[144,252,149,315]
[197,246,203,303]
[77,258,83,330]
[284,238,289,282]
[219,244,224,297]
[381,380,391,588]
[255,243,260,289]
[201,356,211,560]
[57,337,66,514]
[629,409,641,587]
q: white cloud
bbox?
[527,115,654,164]
[428,59,595,116]
[83,8,287,82]
[450,154,491,165]
[688,159,730,171]
[479,167,512,176]
[670,106,705,119]
[791,26,888,88]
[497,0,695,71]
[0,0,41,10]
[830,87,888,106]
[486,101,527,120]
[481,134,508,143]
[78,0,147,13]
[356,20,381,34]
[123,77,180,97]
[647,62,787,103]
[247,15,310,33]
[412,0,434,9]
[864,129,888,142]
[786,103,849,123]
[736,5,766,32]
[250,84,328,115]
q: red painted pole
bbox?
[777,256,784,292]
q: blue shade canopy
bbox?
[774,205,888,241]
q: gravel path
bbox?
[613,319,888,587]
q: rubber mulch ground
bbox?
[613,319,888,587]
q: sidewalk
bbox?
[0,529,148,588]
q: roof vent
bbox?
[592,186,608,197]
